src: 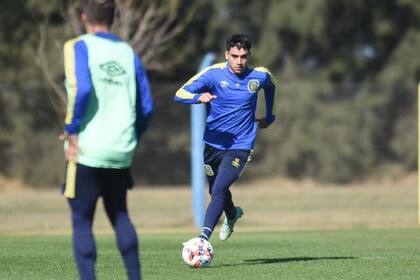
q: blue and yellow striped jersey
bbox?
[175,62,278,150]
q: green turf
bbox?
[1,228,420,280]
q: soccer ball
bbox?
[182,237,214,268]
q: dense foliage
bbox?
[0,0,419,186]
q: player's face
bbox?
[225,47,250,74]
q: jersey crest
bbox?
[247,79,259,93]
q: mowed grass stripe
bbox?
[1,228,420,280]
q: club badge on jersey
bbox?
[247,79,259,93]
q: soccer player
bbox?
[174,34,278,241]
[61,0,153,279]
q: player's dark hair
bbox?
[83,0,115,27]
[226,34,252,51]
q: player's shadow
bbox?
[211,256,355,268]
[244,256,356,264]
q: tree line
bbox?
[0,0,419,186]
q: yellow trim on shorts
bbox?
[64,161,77,199]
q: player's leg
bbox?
[223,189,236,219]
[200,171,217,240]
[203,144,219,195]
[65,164,100,280]
[102,169,140,280]
[199,145,220,240]
[223,149,251,219]
[200,150,249,240]
[219,151,249,240]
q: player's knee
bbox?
[117,232,138,255]
[76,241,96,260]
[80,247,96,260]
[210,187,227,201]
[115,219,138,255]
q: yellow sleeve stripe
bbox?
[255,67,279,115]
[64,38,81,125]
[176,88,197,100]
[64,161,77,199]
[175,62,226,100]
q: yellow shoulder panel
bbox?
[255,67,279,115]
[176,62,226,100]
[254,66,271,74]
[184,62,226,86]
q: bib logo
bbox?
[99,61,126,86]
[247,79,259,93]
[100,61,126,77]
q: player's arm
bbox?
[62,39,92,161]
[134,55,153,139]
[257,69,278,129]
[174,68,216,104]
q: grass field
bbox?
[1,229,420,279]
[0,176,419,279]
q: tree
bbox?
[35,0,203,113]
[1,0,419,186]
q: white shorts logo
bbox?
[204,164,214,176]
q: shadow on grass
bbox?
[211,256,356,268]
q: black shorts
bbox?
[203,144,251,178]
[62,162,133,199]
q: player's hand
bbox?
[59,132,80,162]
[198,92,217,103]
[256,118,272,129]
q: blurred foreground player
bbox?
[61,0,153,279]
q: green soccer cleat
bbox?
[219,207,244,241]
